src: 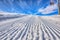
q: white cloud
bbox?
[38,4,58,14]
[18,1,30,9]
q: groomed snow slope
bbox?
[0,15,60,40]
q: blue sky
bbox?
[0,0,58,15]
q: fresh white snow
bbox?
[0,15,60,40]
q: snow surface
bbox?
[0,14,60,40]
